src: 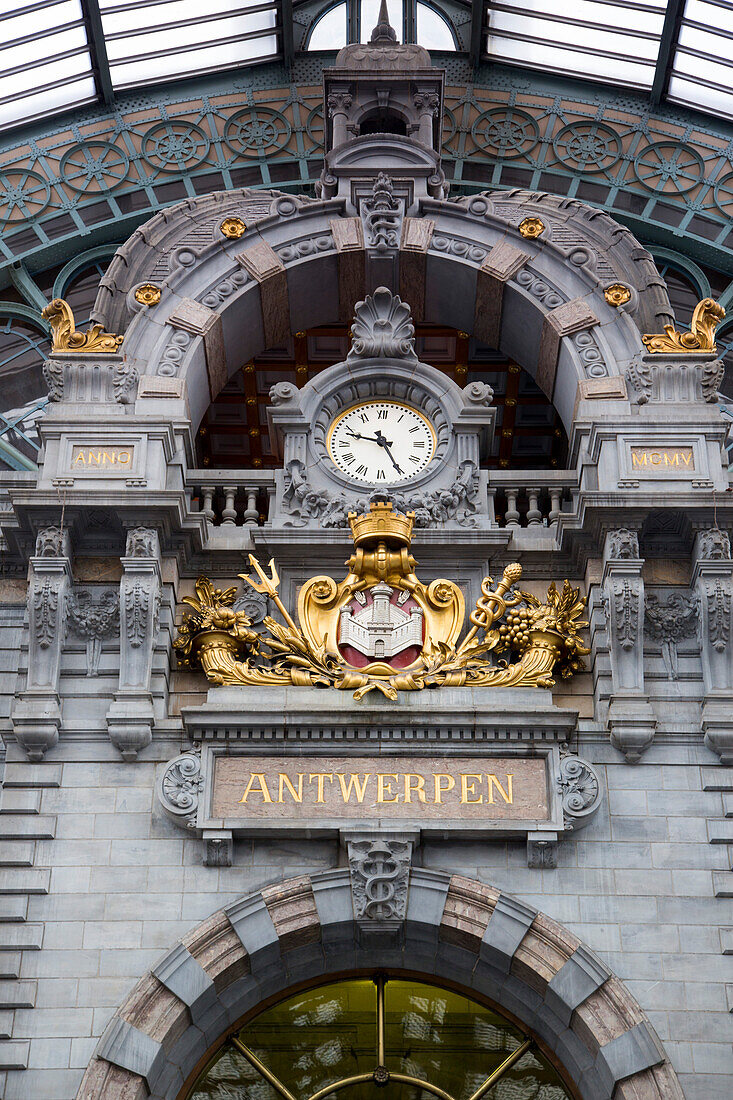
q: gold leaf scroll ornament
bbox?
[42,298,123,354]
[174,502,590,701]
[642,297,725,354]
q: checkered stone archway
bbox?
[75,869,682,1100]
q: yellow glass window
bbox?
[186,977,573,1100]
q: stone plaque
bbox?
[211,755,549,823]
[630,446,694,472]
[71,445,134,471]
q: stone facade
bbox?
[0,16,732,1100]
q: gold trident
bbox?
[240,555,300,632]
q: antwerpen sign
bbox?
[211,754,549,827]
[158,745,602,865]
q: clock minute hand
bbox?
[375,431,404,476]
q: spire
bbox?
[370,0,398,44]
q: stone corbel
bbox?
[692,528,733,763]
[344,832,415,943]
[106,526,162,760]
[627,352,725,405]
[12,526,73,760]
[43,354,138,406]
[602,528,656,762]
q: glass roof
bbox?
[1,1,733,134]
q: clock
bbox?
[326,400,436,484]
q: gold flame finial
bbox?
[42,298,123,354]
[642,297,725,354]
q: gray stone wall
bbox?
[0,735,730,1099]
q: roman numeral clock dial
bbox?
[327,401,436,484]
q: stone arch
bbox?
[76,869,682,1100]
[101,187,673,441]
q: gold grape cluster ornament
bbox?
[174,504,589,700]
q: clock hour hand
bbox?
[346,428,392,445]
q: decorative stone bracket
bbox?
[693,528,733,763]
[346,834,413,939]
[602,528,656,762]
[12,527,73,760]
[106,527,162,761]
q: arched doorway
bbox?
[77,870,683,1100]
[185,974,574,1099]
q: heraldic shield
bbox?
[174,502,589,701]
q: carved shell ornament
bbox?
[174,503,590,701]
[347,287,418,364]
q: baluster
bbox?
[222,486,237,526]
[265,484,276,524]
[201,488,215,524]
[549,489,562,525]
[505,489,520,527]
[527,488,541,526]
[244,490,258,527]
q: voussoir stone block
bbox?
[613,1061,686,1100]
[595,1021,666,1087]
[571,975,645,1055]
[118,971,189,1049]
[76,1057,148,1100]
[181,910,250,993]
[481,892,536,974]
[545,945,611,1026]
[440,874,500,953]
[511,911,580,996]
[262,875,321,951]
[97,1015,165,1083]
[153,944,217,1026]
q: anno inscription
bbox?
[71,446,134,470]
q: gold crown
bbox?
[348,502,414,547]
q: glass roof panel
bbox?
[0,0,95,129]
[99,0,279,88]
[416,3,456,49]
[308,4,347,49]
[667,0,733,121]
[1,2,733,135]
[485,0,667,90]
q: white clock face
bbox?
[327,401,436,484]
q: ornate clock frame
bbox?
[267,287,496,528]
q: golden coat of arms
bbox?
[174,503,589,700]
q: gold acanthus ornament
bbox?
[42,298,124,354]
[174,503,590,701]
[642,297,725,354]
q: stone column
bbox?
[106,527,161,761]
[692,528,733,764]
[12,527,72,760]
[602,528,656,762]
[327,89,352,148]
[412,90,439,147]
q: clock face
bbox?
[327,401,436,484]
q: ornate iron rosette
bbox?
[223,107,292,158]
[141,121,211,173]
[0,167,51,223]
[633,141,704,195]
[60,140,130,194]
[471,108,540,160]
[552,122,621,174]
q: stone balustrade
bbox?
[187,470,276,527]
[489,471,578,528]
